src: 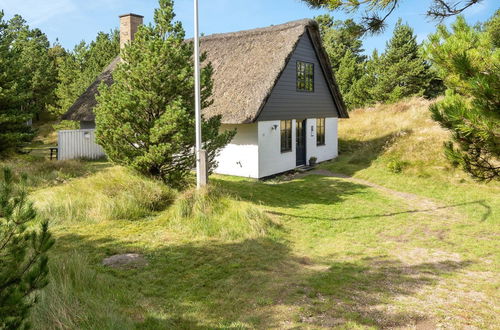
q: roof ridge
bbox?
[199,18,315,42]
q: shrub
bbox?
[386,158,408,173]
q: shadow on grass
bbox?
[328,132,407,176]
[267,200,492,222]
[303,256,472,328]
[50,231,472,328]
[213,174,368,210]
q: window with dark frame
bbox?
[316,118,325,146]
[297,61,314,92]
[280,120,292,152]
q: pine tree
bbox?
[49,31,119,116]
[336,50,365,109]
[0,168,55,328]
[316,15,373,110]
[95,0,235,186]
[426,14,499,181]
[375,20,431,102]
[6,15,58,120]
[316,15,365,71]
[304,0,482,34]
[0,11,34,156]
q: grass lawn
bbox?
[10,162,495,328]
[3,98,498,328]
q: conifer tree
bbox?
[375,20,431,102]
[426,14,499,181]
[303,0,482,34]
[95,0,235,186]
[336,50,365,109]
[0,11,34,156]
[0,168,55,328]
[316,15,365,71]
[6,15,58,120]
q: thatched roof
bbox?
[62,57,120,121]
[63,19,348,123]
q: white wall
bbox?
[258,120,297,178]
[213,124,259,178]
[306,117,338,164]
[58,129,105,160]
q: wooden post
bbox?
[199,149,208,186]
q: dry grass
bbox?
[163,186,280,240]
[33,166,175,224]
[337,97,453,177]
[0,155,106,189]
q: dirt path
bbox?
[295,169,461,221]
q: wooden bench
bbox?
[49,147,58,160]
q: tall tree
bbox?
[374,20,431,102]
[316,15,373,109]
[50,31,119,116]
[303,0,482,34]
[0,168,55,328]
[426,13,499,181]
[6,15,58,120]
[95,0,235,186]
[316,15,365,71]
[0,11,34,155]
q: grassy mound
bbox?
[326,97,454,178]
[322,97,499,222]
[163,186,279,240]
[34,166,174,223]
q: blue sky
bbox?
[0,0,497,54]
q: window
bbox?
[316,118,325,146]
[297,61,314,92]
[280,120,292,152]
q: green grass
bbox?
[0,155,109,189]
[21,167,497,329]
[1,103,497,328]
[33,166,175,224]
[162,186,281,240]
[320,97,500,224]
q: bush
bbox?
[165,186,279,240]
[386,158,408,173]
[34,167,175,223]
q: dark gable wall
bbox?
[257,32,338,121]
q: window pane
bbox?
[281,120,292,152]
[317,118,325,145]
[297,61,314,92]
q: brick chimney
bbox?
[119,13,144,49]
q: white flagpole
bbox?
[194,0,205,189]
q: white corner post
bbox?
[194,0,207,188]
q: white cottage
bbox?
[61,14,348,179]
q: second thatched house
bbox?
[61,14,348,178]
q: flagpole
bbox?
[194,0,205,189]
